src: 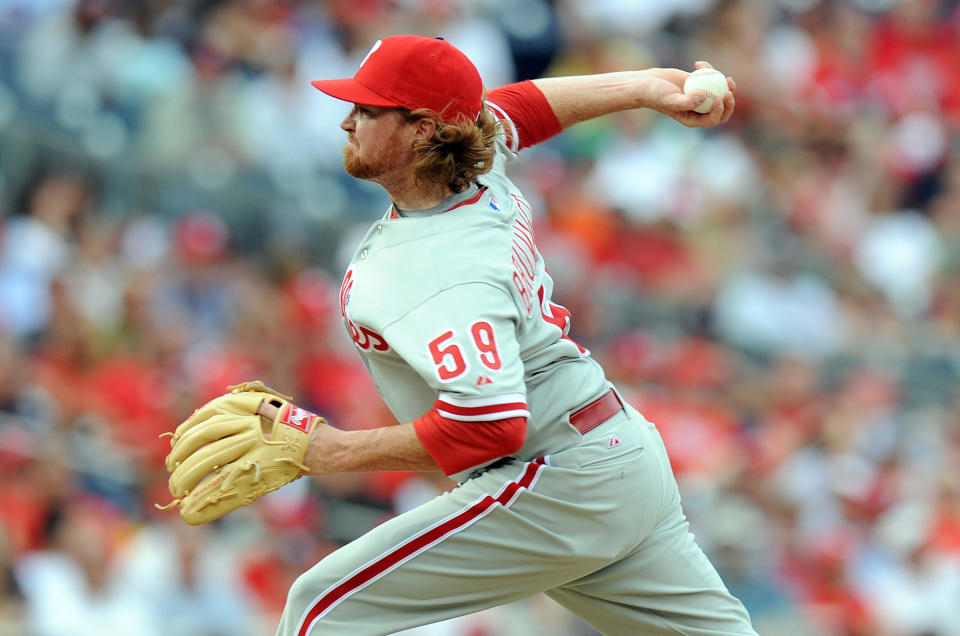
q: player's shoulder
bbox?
[371,194,530,325]
[421,194,520,276]
[435,187,521,252]
[477,102,520,185]
[485,100,520,156]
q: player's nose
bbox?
[340,109,357,132]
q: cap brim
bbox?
[310,78,399,108]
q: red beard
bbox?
[343,143,378,179]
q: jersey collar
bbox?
[390,184,487,219]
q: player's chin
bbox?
[343,151,374,179]
[342,144,358,166]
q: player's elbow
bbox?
[414,412,529,476]
[468,416,526,471]
[451,416,527,468]
[499,416,527,456]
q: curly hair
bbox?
[401,105,500,193]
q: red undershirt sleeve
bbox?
[486,80,563,150]
[412,408,527,476]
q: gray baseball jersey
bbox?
[337,119,607,483]
[277,108,756,635]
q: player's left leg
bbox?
[545,411,757,636]
[545,534,756,636]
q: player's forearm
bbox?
[532,70,662,130]
[306,421,440,474]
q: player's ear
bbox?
[411,116,438,142]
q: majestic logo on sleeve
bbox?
[339,268,390,353]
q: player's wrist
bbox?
[304,421,344,475]
[630,69,662,109]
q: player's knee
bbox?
[286,569,311,604]
[275,573,316,636]
[284,570,362,635]
[283,559,350,625]
[283,571,323,625]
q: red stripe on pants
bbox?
[296,458,546,635]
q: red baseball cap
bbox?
[311,35,483,124]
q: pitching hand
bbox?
[643,62,736,128]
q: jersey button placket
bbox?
[360,249,368,259]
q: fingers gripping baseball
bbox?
[650,62,736,127]
[156,381,324,525]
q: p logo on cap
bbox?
[358,40,382,71]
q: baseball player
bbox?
[159,35,755,635]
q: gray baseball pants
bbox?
[276,405,756,635]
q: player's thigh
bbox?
[546,511,757,636]
[279,460,599,635]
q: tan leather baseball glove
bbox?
[156,381,323,525]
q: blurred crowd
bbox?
[1,0,959,635]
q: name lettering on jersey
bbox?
[504,194,587,356]
[510,194,537,316]
[339,268,390,353]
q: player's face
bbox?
[340,105,416,181]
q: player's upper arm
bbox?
[412,410,526,476]
[384,282,528,476]
[486,80,563,151]
[382,282,525,408]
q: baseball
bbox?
[683,68,729,114]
